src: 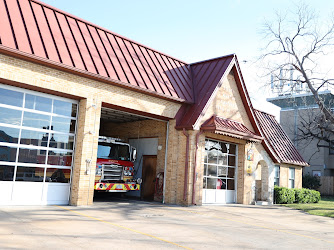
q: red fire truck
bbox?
[94,136,141,192]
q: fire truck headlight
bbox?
[124,171,129,176]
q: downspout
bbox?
[162,121,169,204]
[183,128,190,201]
[192,131,204,205]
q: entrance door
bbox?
[202,139,237,204]
[141,155,157,201]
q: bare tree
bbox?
[261,3,334,153]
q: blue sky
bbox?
[42,0,334,117]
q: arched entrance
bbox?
[254,160,269,202]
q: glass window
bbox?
[217,178,226,189]
[47,150,72,166]
[20,130,49,147]
[0,107,22,125]
[227,179,235,190]
[15,166,44,182]
[0,126,19,143]
[218,154,227,165]
[0,165,15,181]
[51,117,76,134]
[49,134,74,150]
[22,111,51,130]
[274,165,280,186]
[18,148,46,164]
[53,100,77,117]
[207,178,217,189]
[208,165,217,176]
[203,164,208,176]
[25,94,52,113]
[227,167,235,178]
[289,167,295,188]
[217,166,227,177]
[229,144,236,155]
[97,143,130,161]
[45,168,71,183]
[203,177,207,189]
[0,87,23,107]
[0,146,17,162]
[228,155,236,166]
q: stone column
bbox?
[70,97,101,206]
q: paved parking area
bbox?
[0,198,333,249]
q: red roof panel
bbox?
[6,0,31,54]
[0,0,193,102]
[254,109,308,166]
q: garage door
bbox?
[202,139,237,204]
[0,84,77,205]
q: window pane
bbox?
[217,178,226,189]
[0,146,17,162]
[217,166,227,177]
[228,155,236,166]
[0,126,19,143]
[0,87,23,107]
[229,144,236,155]
[46,168,71,183]
[289,168,295,179]
[203,177,207,189]
[289,180,295,189]
[208,150,218,164]
[207,165,217,176]
[15,166,44,182]
[49,134,74,150]
[20,130,49,147]
[274,166,280,178]
[218,154,227,165]
[227,179,235,190]
[47,150,72,166]
[227,167,235,178]
[220,142,228,153]
[53,100,77,117]
[18,148,46,164]
[207,178,216,189]
[0,107,22,125]
[0,165,15,181]
[25,94,52,113]
[22,111,51,130]
[204,151,208,163]
[203,164,207,176]
[51,117,76,133]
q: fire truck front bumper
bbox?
[94,183,140,192]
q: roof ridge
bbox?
[190,54,235,66]
[30,0,189,65]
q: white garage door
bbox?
[202,139,237,204]
[0,84,77,205]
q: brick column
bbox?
[70,97,101,206]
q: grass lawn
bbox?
[282,196,334,218]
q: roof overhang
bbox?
[201,115,263,143]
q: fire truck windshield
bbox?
[97,142,130,161]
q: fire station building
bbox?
[0,0,308,206]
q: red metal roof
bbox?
[201,115,263,142]
[254,109,308,166]
[175,54,235,128]
[0,0,193,102]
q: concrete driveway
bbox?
[0,198,333,249]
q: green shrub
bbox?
[274,186,295,204]
[302,174,321,190]
[274,186,321,204]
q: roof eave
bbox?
[0,45,189,104]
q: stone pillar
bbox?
[70,97,101,206]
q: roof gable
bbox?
[254,109,308,166]
[0,0,193,102]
